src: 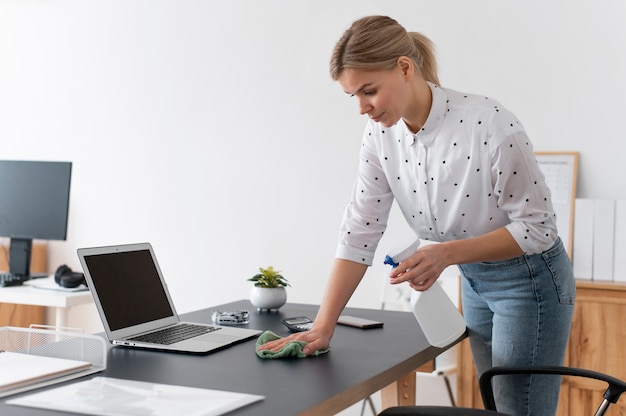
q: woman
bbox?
[259,15,575,415]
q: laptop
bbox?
[77,243,261,354]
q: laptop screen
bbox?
[83,249,174,331]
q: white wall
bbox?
[2,0,625,323]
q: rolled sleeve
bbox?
[491,129,558,253]
[335,125,395,265]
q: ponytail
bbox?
[409,32,440,86]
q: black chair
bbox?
[378,365,626,416]
[378,407,504,416]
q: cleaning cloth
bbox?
[255,330,329,359]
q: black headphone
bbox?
[54,264,87,289]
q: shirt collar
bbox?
[401,81,448,147]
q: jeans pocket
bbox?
[542,238,576,305]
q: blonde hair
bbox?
[330,15,440,86]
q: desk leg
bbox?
[54,306,68,329]
[380,360,435,410]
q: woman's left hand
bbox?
[388,243,450,290]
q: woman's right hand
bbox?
[260,258,367,356]
[257,326,332,356]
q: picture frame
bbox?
[535,151,579,258]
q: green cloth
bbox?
[255,330,329,359]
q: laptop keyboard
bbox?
[128,323,219,345]
[0,273,30,287]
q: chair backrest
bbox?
[479,366,626,415]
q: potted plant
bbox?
[248,266,290,311]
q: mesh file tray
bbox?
[0,326,107,398]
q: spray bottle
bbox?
[384,238,466,348]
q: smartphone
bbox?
[281,316,314,332]
[337,315,384,329]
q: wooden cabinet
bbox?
[457,280,626,415]
[563,281,626,415]
[0,243,46,327]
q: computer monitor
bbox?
[0,160,72,278]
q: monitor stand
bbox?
[9,238,48,279]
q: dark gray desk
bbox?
[0,300,465,415]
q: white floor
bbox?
[337,371,458,416]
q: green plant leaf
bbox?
[247,266,290,288]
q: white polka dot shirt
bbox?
[336,82,557,266]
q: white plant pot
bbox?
[249,286,287,311]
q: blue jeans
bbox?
[458,237,575,416]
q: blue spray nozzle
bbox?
[383,255,399,268]
[384,238,421,268]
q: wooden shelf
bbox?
[0,243,47,327]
